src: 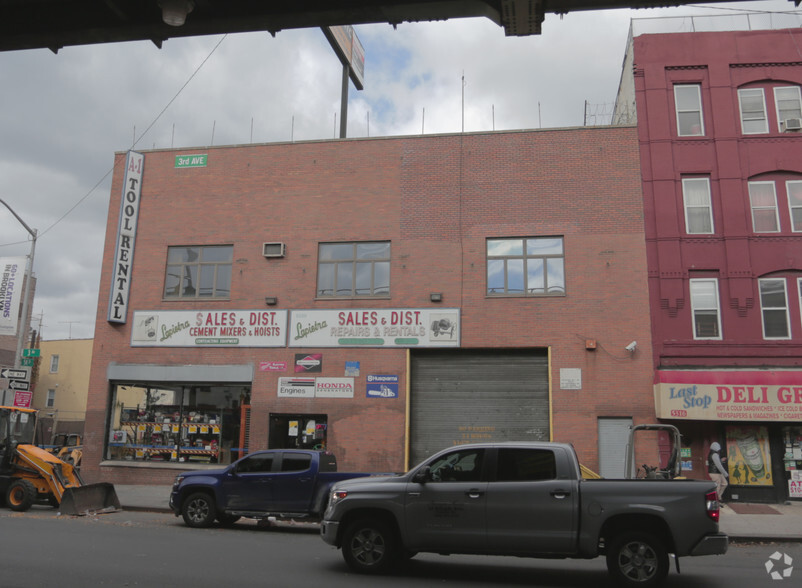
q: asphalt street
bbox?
[0,508,799,588]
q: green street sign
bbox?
[20,358,34,366]
[22,348,40,358]
[175,154,207,168]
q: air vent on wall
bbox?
[783,118,802,132]
[263,242,286,258]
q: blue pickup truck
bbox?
[169,449,379,528]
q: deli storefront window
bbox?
[106,384,249,465]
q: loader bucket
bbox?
[59,483,121,516]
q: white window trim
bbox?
[690,278,722,340]
[788,180,802,233]
[759,277,791,340]
[738,88,769,134]
[748,181,781,233]
[774,86,802,130]
[49,354,59,373]
[46,389,56,408]
[682,177,714,235]
[674,84,705,137]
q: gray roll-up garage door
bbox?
[409,349,549,467]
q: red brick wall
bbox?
[83,128,656,484]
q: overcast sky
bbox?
[0,1,798,342]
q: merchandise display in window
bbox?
[106,384,248,465]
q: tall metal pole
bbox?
[0,198,37,369]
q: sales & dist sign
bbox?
[130,310,287,347]
[655,370,802,421]
[288,308,460,347]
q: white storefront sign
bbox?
[131,310,287,347]
[655,370,802,421]
[0,256,26,336]
[108,151,144,324]
[288,308,460,347]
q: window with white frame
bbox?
[46,389,55,408]
[674,84,705,136]
[788,181,802,232]
[759,278,790,339]
[316,242,390,297]
[748,182,780,232]
[49,354,59,373]
[775,86,802,131]
[690,279,722,339]
[164,245,232,299]
[487,237,565,296]
[738,88,769,134]
[682,178,714,234]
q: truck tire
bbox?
[606,531,669,588]
[181,492,217,528]
[6,479,37,512]
[341,518,400,574]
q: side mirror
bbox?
[412,466,431,484]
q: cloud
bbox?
[0,0,796,341]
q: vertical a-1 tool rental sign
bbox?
[108,151,143,324]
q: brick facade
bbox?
[83,127,656,485]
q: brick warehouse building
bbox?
[82,127,658,486]
[615,23,802,502]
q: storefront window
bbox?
[725,425,773,486]
[782,426,802,500]
[106,384,249,465]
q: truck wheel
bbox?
[181,492,217,528]
[342,518,399,574]
[606,531,669,588]
[6,479,37,512]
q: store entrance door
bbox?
[269,413,327,450]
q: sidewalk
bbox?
[112,485,802,542]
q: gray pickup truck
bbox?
[320,442,727,587]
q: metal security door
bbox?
[409,349,549,467]
[598,417,632,478]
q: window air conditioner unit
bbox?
[262,242,286,258]
[783,118,802,132]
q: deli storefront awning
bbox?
[655,370,802,421]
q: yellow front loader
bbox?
[0,406,119,515]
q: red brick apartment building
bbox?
[615,23,802,502]
[82,128,657,486]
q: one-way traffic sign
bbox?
[8,380,29,391]
[1,368,28,380]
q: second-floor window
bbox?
[49,354,59,373]
[788,181,802,232]
[487,237,565,296]
[689,279,722,339]
[748,182,780,233]
[682,178,714,234]
[776,86,802,130]
[759,278,790,339]
[674,84,704,136]
[46,389,55,408]
[738,88,769,134]
[164,245,232,299]
[316,242,390,297]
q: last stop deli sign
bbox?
[289,308,460,348]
